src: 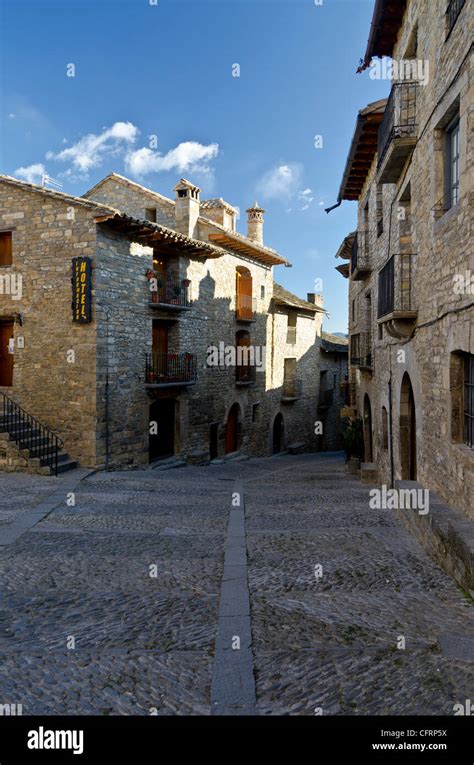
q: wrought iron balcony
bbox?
[235,362,257,385]
[236,294,257,322]
[377,253,417,339]
[281,376,302,401]
[446,0,466,38]
[351,231,371,280]
[147,272,191,310]
[318,388,334,409]
[145,352,197,387]
[350,331,373,370]
[377,81,418,183]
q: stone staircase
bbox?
[0,394,78,475]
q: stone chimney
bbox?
[173,179,200,238]
[246,202,265,245]
[307,292,324,310]
[200,198,237,232]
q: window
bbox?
[382,407,389,451]
[145,208,157,222]
[287,311,297,344]
[260,285,265,299]
[376,187,384,237]
[450,351,474,448]
[0,232,12,266]
[252,403,260,423]
[446,118,460,208]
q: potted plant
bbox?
[342,417,364,472]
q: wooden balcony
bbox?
[147,272,191,311]
[377,254,417,339]
[145,352,197,388]
[377,82,418,184]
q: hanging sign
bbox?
[71,257,92,323]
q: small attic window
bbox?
[145,207,157,222]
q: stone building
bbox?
[332,0,473,520]
[317,331,349,451]
[0,171,326,472]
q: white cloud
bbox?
[14,163,46,184]
[256,165,316,212]
[256,163,303,201]
[8,113,16,119]
[46,121,139,173]
[125,141,219,178]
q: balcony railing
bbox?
[145,352,197,387]
[236,363,257,385]
[318,388,334,408]
[281,376,302,401]
[447,0,465,37]
[286,326,297,344]
[377,253,415,320]
[377,81,418,182]
[351,231,370,280]
[236,294,256,321]
[350,331,373,369]
[148,272,190,309]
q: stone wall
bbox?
[0,183,99,467]
[347,0,473,518]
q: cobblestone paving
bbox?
[0,453,472,715]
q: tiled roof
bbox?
[83,173,175,207]
[0,175,227,258]
[0,174,118,213]
[273,283,325,313]
[201,198,237,213]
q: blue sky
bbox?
[0,0,389,333]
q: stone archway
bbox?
[363,394,373,462]
[399,372,417,480]
[225,403,241,454]
[272,413,284,454]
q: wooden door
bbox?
[153,321,169,354]
[0,322,14,386]
[225,404,239,454]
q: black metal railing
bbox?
[236,363,257,384]
[350,332,373,369]
[236,294,257,321]
[351,235,358,273]
[1,393,61,475]
[148,272,190,308]
[377,81,418,168]
[447,0,465,36]
[145,352,197,385]
[378,254,414,318]
[281,377,302,400]
[351,231,370,276]
[319,388,334,407]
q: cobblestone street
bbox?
[0,452,472,715]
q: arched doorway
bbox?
[400,373,417,480]
[225,403,241,454]
[363,394,373,462]
[272,413,284,454]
